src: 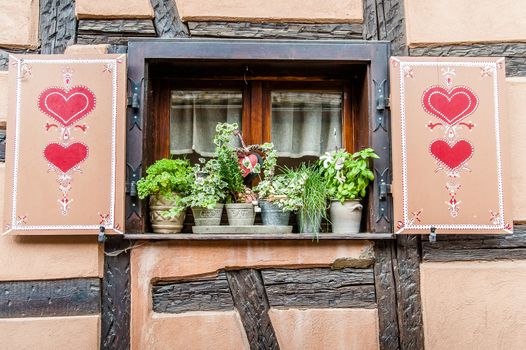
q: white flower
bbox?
[320,152,334,169]
[334,157,344,171]
[335,172,346,184]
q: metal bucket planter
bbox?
[260,200,290,226]
[226,203,255,225]
[192,204,224,226]
[149,194,186,233]
[330,200,362,234]
[298,212,322,235]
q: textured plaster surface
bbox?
[269,308,380,350]
[76,0,154,19]
[0,0,39,49]
[65,44,110,55]
[405,0,526,46]
[508,78,526,221]
[131,240,372,349]
[176,0,364,23]
[0,71,6,123]
[0,315,100,350]
[143,311,249,350]
[0,164,102,280]
[421,261,526,350]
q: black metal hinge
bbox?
[126,163,141,198]
[379,183,392,200]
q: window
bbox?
[129,40,391,233]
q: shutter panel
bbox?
[390,57,512,234]
[4,54,126,235]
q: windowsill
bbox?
[124,233,395,240]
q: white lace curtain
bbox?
[170,91,342,158]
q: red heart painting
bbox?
[38,86,96,127]
[44,143,89,173]
[238,154,259,177]
[430,139,473,171]
[422,86,478,126]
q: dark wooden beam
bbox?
[39,0,76,54]
[226,269,279,350]
[152,272,234,313]
[410,43,526,77]
[395,236,425,350]
[374,241,401,350]
[150,0,189,38]
[363,0,407,55]
[77,19,156,45]
[188,22,363,40]
[262,268,376,309]
[0,278,100,318]
[100,238,131,350]
[422,227,526,262]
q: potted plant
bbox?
[214,122,257,226]
[137,158,193,233]
[254,143,301,226]
[319,148,378,234]
[293,164,329,238]
[187,158,227,226]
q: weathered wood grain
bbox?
[422,227,526,261]
[150,0,189,38]
[188,22,362,40]
[77,19,156,45]
[101,237,131,350]
[0,278,100,318]
[364,0,407,55]
[226,269,279,350]
[374,241,401,350]
[395,236,424,350]
[262,268,375,309]
[39,0,76,54]
[152,272,234,313]
[410,43,526,77]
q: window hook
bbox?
[429,226,437,243]
[243,66,249,85]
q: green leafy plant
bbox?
[319,148,379,203]
[136,158,193,217]
[186,158,227,209]
[293,164,329,238]
[253,143,301,211]
[213,122,246,203]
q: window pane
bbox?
[170,90,242,157]
[271,91,342,158]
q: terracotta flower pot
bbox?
[225,203,255,226]
[149,193,186,234]
[192,204,224,226]
[330,199,363,234]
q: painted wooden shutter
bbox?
[3,54,126,235]
[390,57,512,234]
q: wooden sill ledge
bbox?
[124,233,395,240]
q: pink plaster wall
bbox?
[421,261,526,350]
[175,0,364,23]
[0,315,100,350]
[269,308,379,350]
[131,240,373,349]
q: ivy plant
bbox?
[185,158,227,209]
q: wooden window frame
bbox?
[127,39,391,234]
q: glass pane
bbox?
[271,91,342,158]
[170,90,242,157]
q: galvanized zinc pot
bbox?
[149,193,186,234]
[330,200,362,234]
[192,204,224,226]
[225,203,255,225]
[259,200,290,226]
[298,212,322,235]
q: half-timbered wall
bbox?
[0,1,525,350]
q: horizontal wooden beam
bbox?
[0,278,100,318]
[262,268,376,309]
[124,233,395,240]
[152,272,234,313]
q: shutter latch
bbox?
[126,164,141,198]
[127,79,141,109]
[379,182,392,200]
[374,79,389,111]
